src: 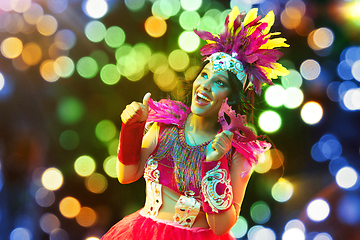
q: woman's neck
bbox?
[184,113,220,145]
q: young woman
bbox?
[101,7,289,240]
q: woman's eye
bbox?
[201,72,208,79]
[215,80,224,87]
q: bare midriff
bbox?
[143,185,210,229]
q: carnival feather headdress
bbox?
[194,7,290,95]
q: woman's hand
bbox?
[205,130,233,161]
[120,93,151,124]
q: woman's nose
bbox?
[200,78,211,91]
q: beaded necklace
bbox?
[152,124,211,194]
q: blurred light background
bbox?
[0,0,359,239]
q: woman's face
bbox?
[191,62,231,118]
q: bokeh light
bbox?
[42,167,63,191]
[180,0,202,11]
[40,60,59,82]
[76,207,97,227]
[337,194,360,225]
[300,59,321,80]
[154,66,177,91]
[74,155,96,177]
[259,111,282,133]
[105,26,126,48]
[85,20,106,43]
[39,213,60,234]
[95,120,117,142]
[54,56,75,78]
[49,229,69,240]
[76,57,99,79]
[55,29,77,50]
[178,31,200,52]
[301,101,323,125]
[23,3,44,24]
[282,228,305,240]
[0,73,5,91]
[21,42,42,66]
[179,11,200,30]
[336,166,359,189]
[83,0,108,19]
[85,173,108,194]
[253,228,276,240]
[314,232,333,240]
[168,49,189,72]
[57,96,85,125]
[343,88,360,110]
[100,64,121,85]
[59,130,79,150]
[36,15,58,36]
[307,198,330,222]
[125,0,146,12]
[284,219,306,233]
[48,0,68,14]
[103,156,117,178]
[281,69,303,89]
[35,187,56,207]
[145,16,167,38]
[250,201,271,224]
[265,85,286,107]
[271,178,294,202]
[231,216,248,238]
[283,87,304,109]
[1,37,23,59]
[10,228,32,240]
[59,196,81,218]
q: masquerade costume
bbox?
[102,7,288,240]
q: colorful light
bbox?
[85,173,108,194]
[59,196,81,218]
[76,207,97,227]
[300,59,321,80]
[282,228,305,240]
[35,187,55,207]
[125,0,146,12]
[103,156,117,178]
[145,16,167,38]
[179,11,200,30]
[10,228,31,240]
[250,201,271,224]
[36,15,58,36]
[76,56,99,79]
[100,64,121,85]
[105,26,126,48]
[54,56,75,78]
[85,20,107,43]
[39,213,60,234]
[168,49,189,72]
[23,3,44,24]
[336,166,359,189]
[301,101,323,125]
[231,216,248,238]
[83,0,108,19]
[306,198,330,222]
[271,178,293,202]
[95,119,117,142]
[265,85,286,107]
[42,167,63,191]
[59,130,79,150]
[57,97,85,125]
[74,155,96,177]
[178,31,200,52]
[21,42,42,66]
[40,60,59,82]
[180,0,202,11]
[1,37,23,59]
[258,111,282,133]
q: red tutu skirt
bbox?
[101,209,236,240]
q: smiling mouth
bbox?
[195,91,211,105]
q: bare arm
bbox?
[117,122,159,184]
[203,130,253,236]
[206,152,252,235]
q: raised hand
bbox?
[120,92,151,124]
[205,130,234,162]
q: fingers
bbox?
[143,92,151,107]
[120,102,142,124]
[210,131,234,154]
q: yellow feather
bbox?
[228,6,240,30]
[260,38,290,49]
[243,8,258,26]
[260,11,275,34]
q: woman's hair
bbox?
[178,61,255,118]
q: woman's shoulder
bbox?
[147,98,191,127]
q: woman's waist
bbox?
[143,185,209,229]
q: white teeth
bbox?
[197,92,210,101]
